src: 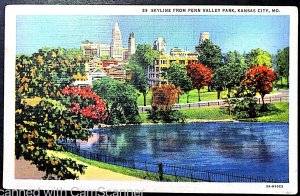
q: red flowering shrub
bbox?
[61,85,107,123]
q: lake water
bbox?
[78,122,289,182]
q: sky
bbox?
[16,15,290,55]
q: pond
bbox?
[77,122,289,182]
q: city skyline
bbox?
[16,15,290,55]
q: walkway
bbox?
[138,89,289,112]
[15,155,146,181]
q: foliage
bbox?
[196,39,222,71]
[275,47,289,85]
[165,63,194,103]
[146,109,185,123]
[186,62,213,101]
[92,77,140,124]
[15,48,105,179]
[128,44,158,106]
[61,85,107,123]
[41,47,86,74]
[230,97,258,119]
[151,83,181,111]
[16,48,89,98]
[214,51,246,98]
[245,48,272,68]
[126,63,148,106]
[147,83,184,123]
[130,44,159,70]
[228,84,257,119]
[16,98,91,179]
[100,55,114,61]
[242,65,277,110]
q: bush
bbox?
[231,97,257,119]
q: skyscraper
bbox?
[199,32,210,44]
[153,37,166,53]
[110,22,123,61]
[128,32,136,56]
[196,32,210,52]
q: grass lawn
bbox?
[234,102,289,122]
[275,77,289,89]
[255,102,289,122]
[181,107,232,121]
[140,102,288,123]
[51,150,200,182]
[137,87,229,106]
[137,87,280,106]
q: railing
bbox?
[138,95,289,112]
[62,144,286,183]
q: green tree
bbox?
[92,77,140,124]
[126,63,148,106]
[275,47,289,86]
[196,39,222,91]
[230,85,258,119]
[130,44,159,70]
[196,39,222,71]
[129,44,159,106]
[245,48,272,68]
[165,63,194,103]
[15,49,105,179]
[213,51,246,98]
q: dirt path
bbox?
[15,157,145,181]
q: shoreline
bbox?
[93,117,287,129]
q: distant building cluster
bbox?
[147,33,208,86]
[76,21,210,87]
[80,22,135,62]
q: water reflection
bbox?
[77,122,288,181]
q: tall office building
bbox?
[153,37,166,53]
[199,32,210,44]
[80,40,98,56]
[110,22,123,61]
[128,32,136,56]
[98,44,110,57]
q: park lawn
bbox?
[181,107,232,121]
[140,102,288,123]
[49,150,199,182]
[140,107,233,123]
[137,87,228,106]
[275,76,289,89]
[255,102,289,122]
[48,150,145,181]
[137,87,280,106]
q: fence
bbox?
[62,144,285,183]
[138,95,289,112]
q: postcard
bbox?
[3,5,298,194]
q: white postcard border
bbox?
[3,5,298,194]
